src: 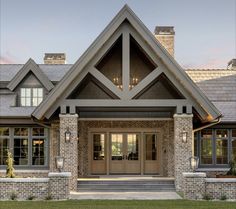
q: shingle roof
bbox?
[0,64,72,82]
[0,64,235,122]
[0,95,35,117]
[186,69,236,122]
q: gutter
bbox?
[31,117,51,129]
[193,117,221,133]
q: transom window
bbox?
[195,129,236,167]
[0,127,48,167]
[20,88,43,106]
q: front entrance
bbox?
[110,133,140,174]
[89,129,161,175]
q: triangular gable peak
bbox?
[7,58,54,91]
[33,5,221,122]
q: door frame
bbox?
[88,128,163,175]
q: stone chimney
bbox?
[154,26,175,57]
[227,59,236,70]
[44,53,66,64]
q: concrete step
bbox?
[77,179,175,192]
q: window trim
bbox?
[20,87,43,107]
[0,127,49,169]
[196,129,233,168]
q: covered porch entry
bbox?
[89,128,161,175]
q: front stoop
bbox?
[71,177,181,199]
[70,191,182,200]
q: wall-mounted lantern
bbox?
[55,156,64,172]
[189,156,199,171]
[180,131,188,143]
[65,127,71,143]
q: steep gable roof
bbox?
[32,5,221,121]
[7,58,54,91]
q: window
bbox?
[145,134,157,160]
[216,129,228,164]
[93,134,105,160]
[14,128,29,165]
[194,132,198,156]
[196,128,236,167]
[200,130,213,164]
[32,128,47,165]
[0,127,48,167]
[0,128,9,165]
[20,88,43,106]
[232,129,236,160]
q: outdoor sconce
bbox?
[55,156,64,172]
[189,156,199,172]
[65,127,71,143]
[180,131,188,143]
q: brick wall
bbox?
[183,172,206,199]
[206,178,236,199]
[174,114,193,191]
[78,120,174,177]
[59,114,78,191]
[0,172,71,200]
[183,172,236,200]
[155,34,174,57]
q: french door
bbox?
[109,133,141,174]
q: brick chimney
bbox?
[154,26,175,57]
[44,53,66,64]
[227,59,236,70]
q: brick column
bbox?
[183,172,206,200]
[59,114,78,191]
[48,172,71,199]
[174,114,193,191]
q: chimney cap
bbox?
[227,58,236,70]
[154,26,175,35]
[44,53,66,60]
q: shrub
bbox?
[202,193,213,200]
[227,156,236,176]
[6,150,15,178]
[27,195,36,200]
[220,194,227,201]
[9,191,17,200]
[45,194,53,200]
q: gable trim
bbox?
[7,58,54,91]
[32,5,221,122]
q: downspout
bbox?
[193,117,221,133]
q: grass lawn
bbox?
[0,200,236,209]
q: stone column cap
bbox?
[48,172,72,177]
[59,114,78,118]
[183,172,206,178]
[173,114,193,118]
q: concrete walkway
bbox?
[70,191,182,200]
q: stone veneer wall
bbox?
[174,114,193,191]
[59,114,78,191]
[78,120,174,177]
[0,172,71,200]
[183,172,236,200]
[183,172,206,200]
[205,179,236,199]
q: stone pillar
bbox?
[183,172,206,200]
[174,114,193,191]
[59,114,78,191]
[48,172,71,199]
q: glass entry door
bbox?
[110,133,140,174]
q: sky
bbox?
[0,0,236,69]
